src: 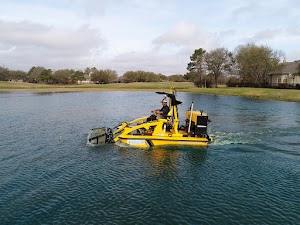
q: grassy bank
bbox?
[1,81,299,102]
[0,81,192,91]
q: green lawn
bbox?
[1,81,299,102]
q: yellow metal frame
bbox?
[112,87,212,148]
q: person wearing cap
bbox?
[147,99,170,121]
[154,99,169,118]
[152,99,170,119]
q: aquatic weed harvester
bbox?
[88,88,213,148]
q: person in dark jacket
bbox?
[147,99,170,121]
[153,99,169,118]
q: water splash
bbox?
[210,131,259,146]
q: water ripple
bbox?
[1,91,300,224]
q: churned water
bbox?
[0,91,299,224]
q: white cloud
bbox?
[81,0,109,15]
[0,19,107,69]
[152,21,219,53]
[87,50,188,76]
[0,0,299,74]
[288,49,300,62]
[153,22,199,47]
[0,20,106,52]
[250,29,281,41]
[230,2,259,21]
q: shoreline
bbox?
[1,81,299,102]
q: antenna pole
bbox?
[188,100,193,134]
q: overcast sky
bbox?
[0,0,299,75]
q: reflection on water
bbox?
[114,145,208,182]
[142,148,180,179]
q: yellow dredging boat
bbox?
[88,88,213,148]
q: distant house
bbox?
[77,74,93,84]
[269,60,300,88]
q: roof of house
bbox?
[271,60,300,75]
[281,60,300,74]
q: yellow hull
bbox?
[118,135,210,148]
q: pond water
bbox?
[0,91,299,224]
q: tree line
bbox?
[0,66,120,85]
[186,43,285,88]
[0,65,187,84]
[0,43,287,87]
